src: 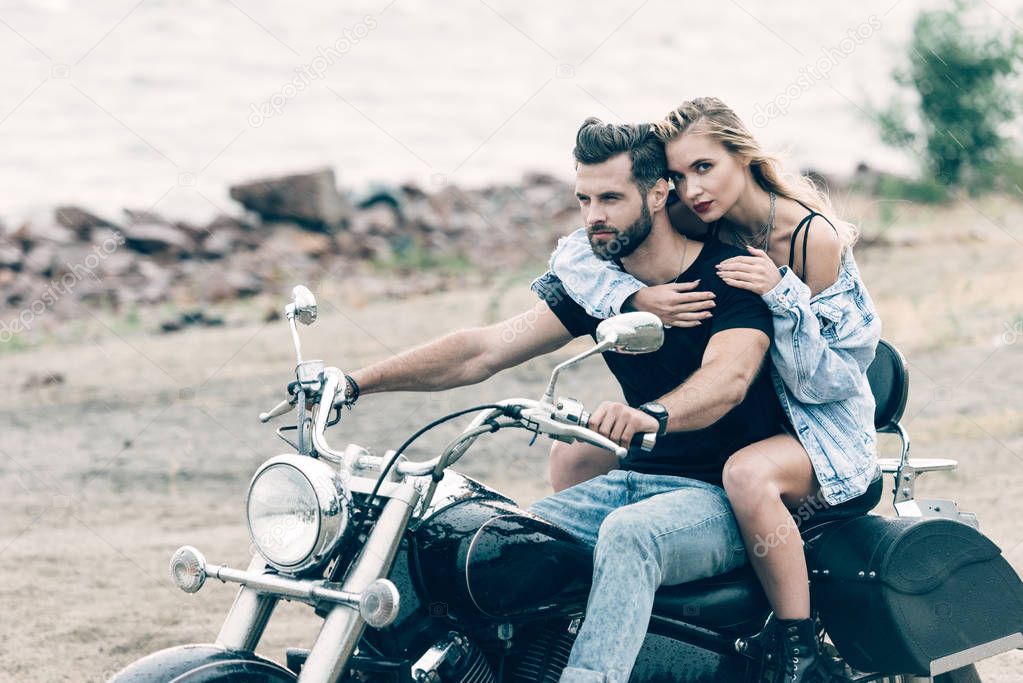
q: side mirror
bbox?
[595,312,664,354]
[288,285,317,325]
[284,285,318,365]
[541,312,664,404]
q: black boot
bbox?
[771,618,829,683]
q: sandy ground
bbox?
[2,229,1023,681]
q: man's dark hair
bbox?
[572,117,667,194]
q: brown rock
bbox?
[12,217,76,248]
[350,203,401,236]
[0,241,23,270]
[399,183,428,200]
[124,208,171,225]
[201,227,244,259]
[333,231,372,259]
[205,213,253,232]
[3,272,39,307]
[97,250,135,278]
[22,243,61,278]
[174,220,208,245]
[206,269,262,301]
[48,244,104,280]
[75,278,119,307]
[203,213,262,255]
[137,259,174,303]
[362,235,395,261]
[123,222,194,257]
[229,168,348,231]
[90,227,127,253]
[404,199,443,233]
[22,372,65,388]
[0,267,16,289]
[261,223,334,258]
[522,171,564,186]
[54,206,118,240]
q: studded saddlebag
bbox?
[804,515,1023,676]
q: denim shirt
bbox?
[549,228,882,505]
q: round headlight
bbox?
[246,456,349,573]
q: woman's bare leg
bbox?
[549,441,618,492]
[721,433,820,619]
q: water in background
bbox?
[0,0,1011,222]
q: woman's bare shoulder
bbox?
[793,214,843,296]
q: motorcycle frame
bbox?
[160,296,1013,683]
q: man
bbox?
[343,118,784,681]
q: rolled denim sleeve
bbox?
[549,228,645,318]
[761,265,881,404]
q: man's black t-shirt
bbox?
[532,236,785,487]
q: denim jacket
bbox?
[549,228,882,505]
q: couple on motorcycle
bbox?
[339,97,881,683]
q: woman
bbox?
[547,97,881,683]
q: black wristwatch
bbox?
[638,402,669,436]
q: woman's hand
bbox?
[625,280,715,328]
[589,401,659,448]
[715,246,782,295]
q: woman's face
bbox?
[665,129,747,223]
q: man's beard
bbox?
[588,199,653,261]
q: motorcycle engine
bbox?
[408,623,576,683]
[410,633,496,683]
[507,621,575,683]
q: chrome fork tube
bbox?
[299,490,420,682]
[215,555,279,651]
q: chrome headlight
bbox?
[246,455,350,573]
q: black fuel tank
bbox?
[409,497,592,622]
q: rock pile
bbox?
[0,169,580,336]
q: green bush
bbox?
[874,174,950,203]
[373,238,473,273]
[875,0,1022,196]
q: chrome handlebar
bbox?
[261,367,655,477]
[517,403,629,459]
[310,368,349,466]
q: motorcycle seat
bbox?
[797,475,884,535]
[649,477,884,635]
[652,563,769,635]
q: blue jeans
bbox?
[529,470,748,683]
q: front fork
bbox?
[214,491,420,682]
[215,555,280,651]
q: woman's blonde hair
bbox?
[654,97,857,248]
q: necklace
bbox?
[730,191,776,251]
[672,234,689,283]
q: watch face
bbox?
[640,402,668,436]
[643,402,667,416]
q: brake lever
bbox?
[518,406,628,459]
[259,396,297,423]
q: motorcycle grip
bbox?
[631,432,656,452]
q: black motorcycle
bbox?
[112,285,1023,682]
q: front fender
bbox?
[109,644,296,682]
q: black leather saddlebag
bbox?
[805,515,1023,676]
